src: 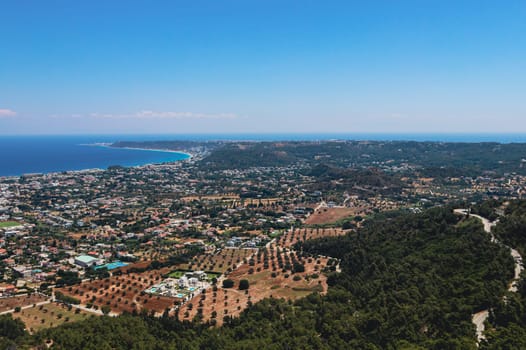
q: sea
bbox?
[1,133,526,177]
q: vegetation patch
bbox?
[0,221,21,228]
[167,270,187,278]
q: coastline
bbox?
[87,143,193,159]
[0,142,192,178]
[108,145,193,159]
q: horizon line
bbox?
[2,132,526,136]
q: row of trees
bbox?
[222,279,249,290]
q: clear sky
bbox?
[1,0,525,134]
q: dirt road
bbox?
[454,209,524,344]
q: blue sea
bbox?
[0,135,190,177]
[1,133,526,177]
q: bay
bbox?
[2,133,526,177]
[0,135,189,177]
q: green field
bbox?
[206,272,221,280]
[168,270,221,281]
[168,270,187,278]
[0,221,21,228]
[268,230,283,238]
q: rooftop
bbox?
[75,255,98,264]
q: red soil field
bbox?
[178,243,337,325]
[277,227,349,248]
[0,294,47,313]
[56,268,180,316]
[305,207,363,225]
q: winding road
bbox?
[453,209,524,344]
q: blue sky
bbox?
[1,0,525,134]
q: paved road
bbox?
[50,293,116,317]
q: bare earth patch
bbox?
[178,243,332,325]
[13,302,94,333]
[56,267,178,316]
[277,227,349,248]
[0,294,47,313]
[305,207,362,225]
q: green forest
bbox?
[480,201,526,349]
[3,204,526,349]
[197,141,526,176]
[114,140,526,176]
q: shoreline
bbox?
[0,145,192,178]
[87,143,193,159]
[110,146,193,159]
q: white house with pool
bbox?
[143,271,211,300]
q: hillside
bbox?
[0,205,519,349]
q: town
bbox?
[1,140,526,332]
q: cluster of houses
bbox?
[1,143,526,301]
[226,236,265,248]
[144,270,210,300]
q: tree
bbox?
[0,314,26,340]
[292,262,305,273]
[238,279,250,290]
[101,305,111,315]
[222,279,234,288]
[342,221,354,230]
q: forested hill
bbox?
[111,140,223,151]
[0,206,518,349]
[481,200,526,349]
[111,139,526,176]
[297,206,513,348]
[305,164,404,195]
[198,141,526,175]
